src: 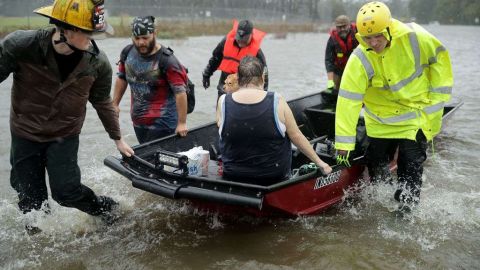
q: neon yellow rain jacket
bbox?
[335,19,453,151]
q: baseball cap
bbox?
[335,15,350,27]
[235,20,253,41]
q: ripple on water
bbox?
[1,27,480,269]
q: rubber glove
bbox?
[327,79,335,89]
[336,150,351,167]
[202,74,210,89]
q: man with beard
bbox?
[324,15,358,104]
[113,16,188,143]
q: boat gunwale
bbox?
[103,91,463,214]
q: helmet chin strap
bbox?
[386,27,392,42]
[53,28,100,57]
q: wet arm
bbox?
[203,38,226,77]
[175,92,188,136]
[334,57,366,151]
[216,94,225,127]
[325,37,336,74]
[167,57,189,136]
[281,97,332,173]
[90,58,133,156]
[0,35,18,83]
[89,55,122,140]
[423,32,453,102]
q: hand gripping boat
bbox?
[104,92,462,217]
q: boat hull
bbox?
[104,92,463,217]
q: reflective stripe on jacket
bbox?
[335,19,453,151]
[217,20,266,74]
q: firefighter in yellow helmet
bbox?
[34,0,114,54]
[335,2,453,211]
[0,0,133,232]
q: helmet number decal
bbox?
[71,2,79,11]
[93,1,106,31]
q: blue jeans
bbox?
[134,126,175,144]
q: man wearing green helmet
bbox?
[334,2,453,211]
[0,0,134,230]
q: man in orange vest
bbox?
[324,15,358,104]
[202,20,268,99]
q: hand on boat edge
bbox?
[115,138,134,157]
[176,123,188,137]
[318,163,333,175]
[336,150,351,167]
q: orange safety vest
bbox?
[218,20,266,74]
[330,23,358,70]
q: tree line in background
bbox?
[0,0,478,25]
[409,0,480,24]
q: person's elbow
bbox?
[176,91,187,98]
[287,129,305,145]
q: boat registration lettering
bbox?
[314,170,341,189]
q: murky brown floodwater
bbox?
[1,25,479,270]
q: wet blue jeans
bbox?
[134,126,175,144]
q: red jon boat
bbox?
[104,92,462,216]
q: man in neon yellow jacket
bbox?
[335,2,453,209]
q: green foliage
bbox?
[0,16,49,28]
[462,0,480,24]
[0,16,316,39]
[330,0,347,18]
[409,0,480,24]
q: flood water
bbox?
[1,25,479,270]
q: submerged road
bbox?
[0,25,479,269]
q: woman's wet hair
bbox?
[237,56,264,87]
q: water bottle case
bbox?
[298,163,318,175]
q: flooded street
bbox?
[1,25,479,269]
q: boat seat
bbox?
[304,106,336,139]
[304,106,368,156]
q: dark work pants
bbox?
[134,126,175,144]
[366,130,428,203]
[10,133,105,215]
